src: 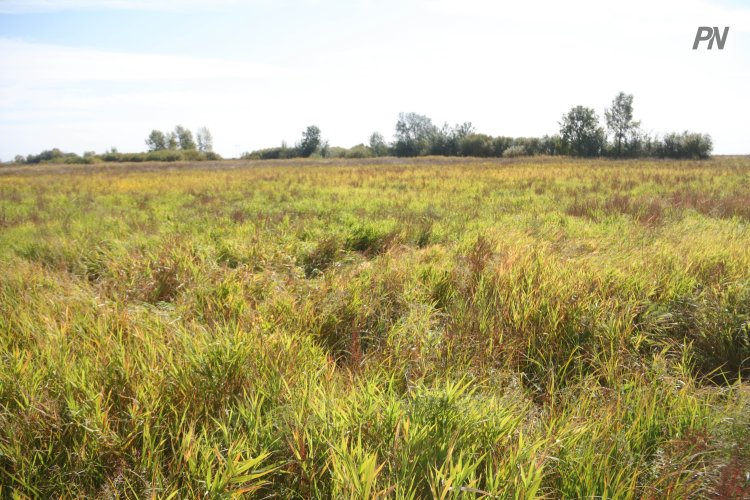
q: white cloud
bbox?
[0,39,290,84]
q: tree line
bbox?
[145,125,214,154]
[243,92,712,161]
[12,125,221,165]
[7,94,713,165]
[558,93,712,159]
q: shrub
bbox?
[345,144,374,159]
[146,150,182,162]
[63,155,96,165]
[459,134,495,157]
[512,137,542,155]
[502,145,526,158]
[242,146,297,160]
[656,132,713,159]
[492,136,514,157]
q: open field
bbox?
[1,156,749,497]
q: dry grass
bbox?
[1,156,749,497]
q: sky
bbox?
[0,0,748,159]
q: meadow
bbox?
[0,156,749,498]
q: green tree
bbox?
[430,122,474,156]
[368,132,389,157]
[196,126,213,153]
[145,130,167,152]
[539,134,562,155]
[459,133,494,157]
[492,136,514,157]
[345,144,374,158]
[559,106,605,157]
[297,125,321,157]
[605,92,640,157]
[657,131,713,159]
[174,125,196,150]
[393,112,437,157]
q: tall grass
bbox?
[1,156,749,497]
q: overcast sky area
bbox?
[0,0,748,159]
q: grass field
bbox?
[1,156,749,498]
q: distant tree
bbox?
[453,122,475,139]
[24,148,68,164]
[430,122,475,156]
[429,124,453,156]
[320,139,330,158]
[297,125,321,157]
[174,125,196,150]
[682,132,712,159]
[368,132,389,156]
[492,136,514,157]
[393,112,437,157]
[512,137,542,156]
[196,126,213,152]
[166,132,178,150]
[656,131,712,159]
[559,106,605,157]
[459,133,494,157]
[146,130,167,152]
[502,145,527,158]
[638,133,658,157]
[14,155,25,164]
[539,134,562,155]
[243,143,296,160]
[605,92,641,157]
[621,128,651,158]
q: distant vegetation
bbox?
[242,92,713,161]
[11,125,222,166]
[14,147,222,165]
[146,125,215,154]
[7,93,714,165]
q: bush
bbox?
[502,145,526,158]
[146,150,183,162]
[25,148,66,164]
[63,155,96,165]
[459,134,495,157]
[493,136,514,157]
[242,146,297,160]
[325,147,349,158]
[539,134,562,155]
[682,132,713,159]
[512,137,542,156]
[181,150,203,161]
[345,144,374,159]
[656,132,713,159]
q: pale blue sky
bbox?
[1,0,748,159]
